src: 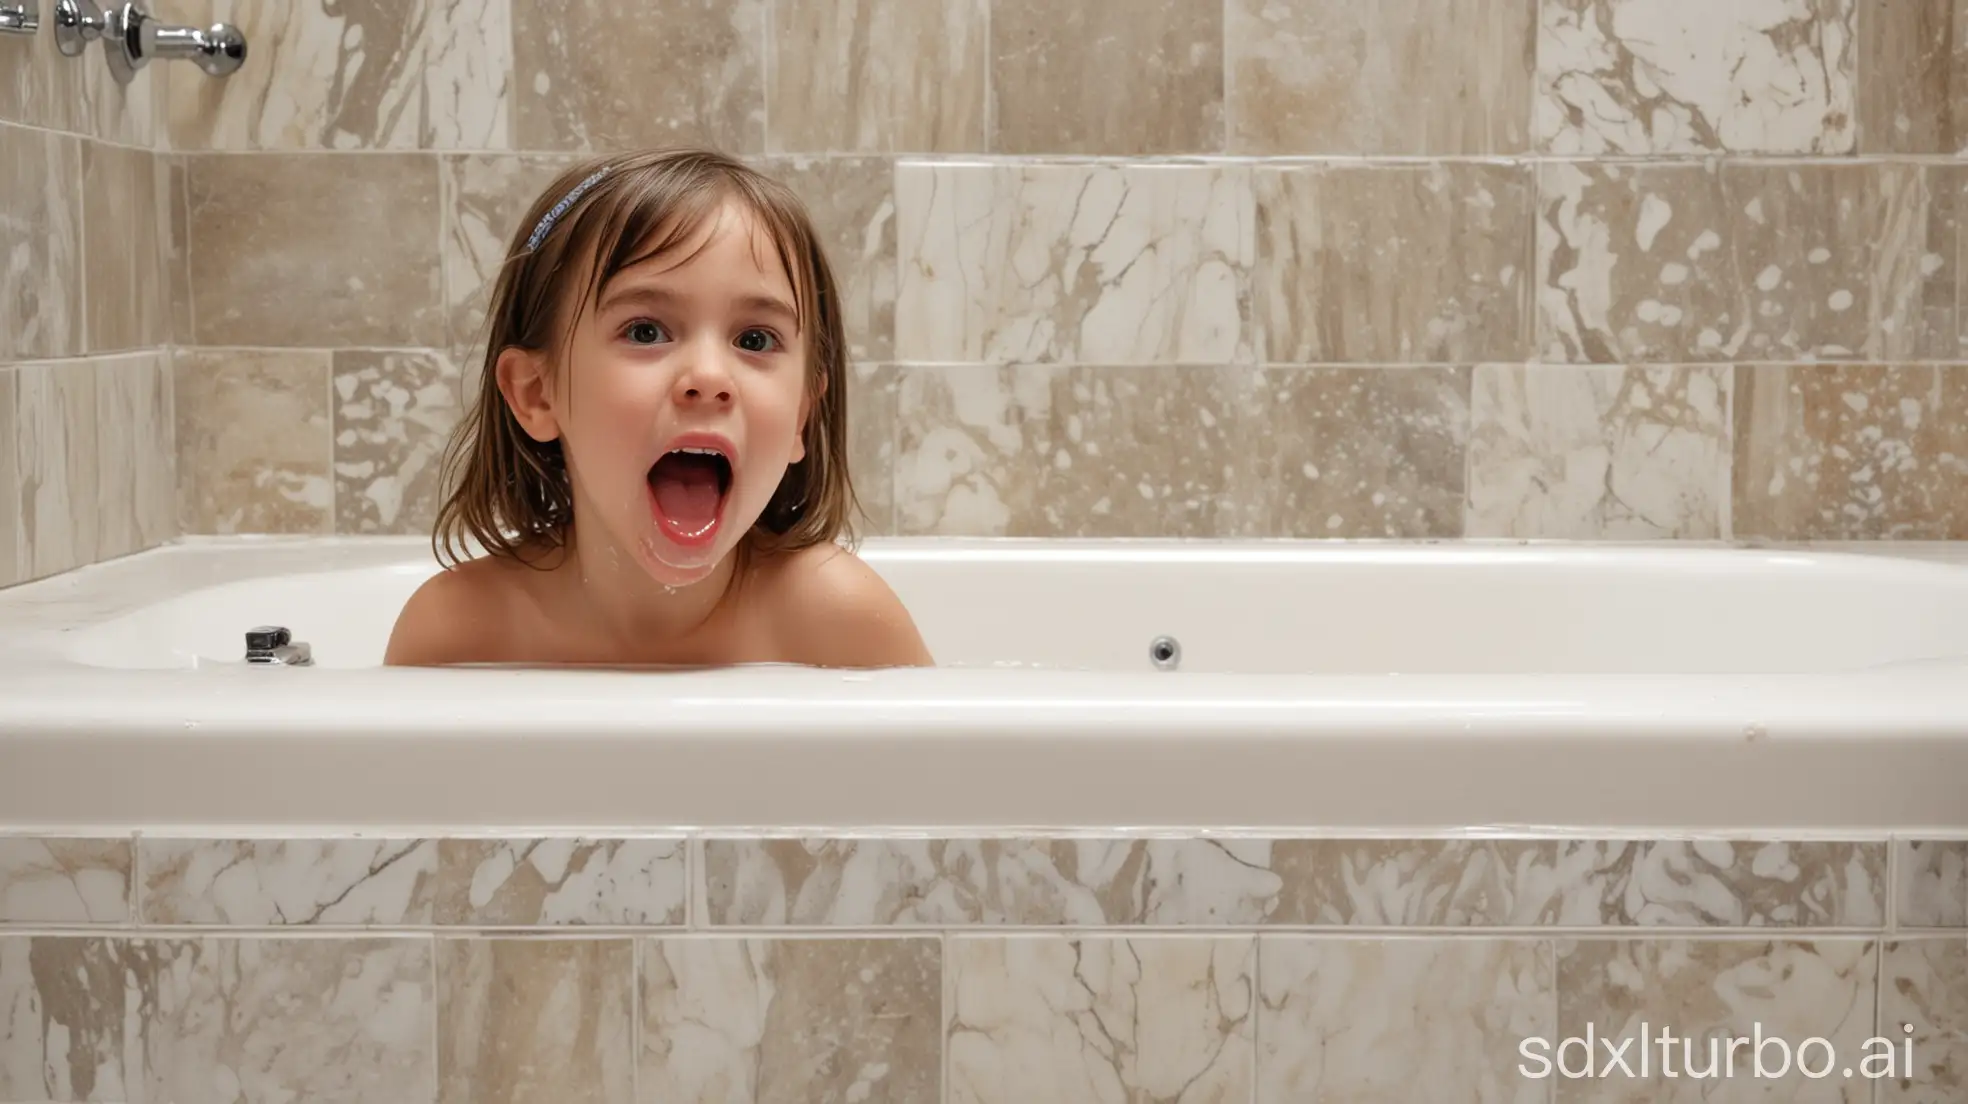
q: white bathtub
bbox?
[1,536,1966,833]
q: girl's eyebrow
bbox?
[598,284,798,328]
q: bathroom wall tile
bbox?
[332,351,462,536]
[0,11,85,134]
[1723,162,1959,362]
[139,838,438,925]
[893,364,1266,538]
[1733,364,1968,540]
[756,156,895,362]
[173,350,333,534]
[1881,938,1968,1103]
[1268,840,1553,926]
[0,839,132,925]
[95,353,176,560]
[705,838,1284,926]
[1859,0,1968,153]
[896,162,1252,364]
[1467,364,1730,539]
[1255,163,1532,364]
[438,938,633,1104]
[1227,0,1535,155]
[1552,840,1885,928]
[640,937,941,1103]
[1537,0,1857,154]
[1259,938,1552,1104]
[1536,161,1747,363]
[0,935,434,1102]
[768,0,987,153]
[81,142,164,354]
[16,362,100,581]
[188,153,443,347]
[1256,366,1471,539]
[0,126,82,361]
[432,839,687,927]
[166,0,509,150]
[848,364,899,534]
[1898,841,1968,928]
[991,0,1223,155]
[162,157,192,344]
[440,153,582,380]
[1555,938,1877,1103]
[0,369,17,588]
[512,0,764,154]
[946,936,1253,1104]
[80,48,157,149]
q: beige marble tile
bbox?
[1899,841,1968,928]
[1537,162,1747,363]
[433,839,687,927]
[16,363,100,581]
[897,162,1252,364]
[0,126,82,362]
[1552,841,1885,928]
[441,152,582,380]
[0,935,434,1102]
[1259,938,1552,1104]
[166,0,508,150]
[991,0,1222,154]
[1228,0,1534,155]
[640,936,941,1103]
[1269,840,1553,926]
[847,364,899,534]
[439,939,633,1104]
[1724,162,1959,362]
[1554,938,1876,1102]
[1733,364,1968,540]
[1859,0,1968,154]
[512,0,763,153]
[1881,938,1968,1103]
[0,839,132,925]
[1468,364,1729,539]
[174,349,333,534]
[188,152,443,346]
[706,838,1283,926]
[757,156,896,362]
[140,838,438,925]
[81,142,163,354]
[1257,366,1470,538]
[1538,0,1857,154]
[162,156,192,344]
[0,369,17,588]
[94,353,176,560]
[893,364,1265,538]
[946,936,1253,1104]
[332,350,462,535]
[768,0,986,153]
[80,47,157,149]
[1256,163,1531,364]
[0,10,86,133]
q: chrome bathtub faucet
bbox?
[54,0,245,83]
[244,626,312,667]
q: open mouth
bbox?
[647,443,733,547]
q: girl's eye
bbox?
[624,321,669,345]
[735,328,779,354]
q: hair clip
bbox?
[524,165,612,253]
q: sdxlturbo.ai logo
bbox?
[1519,1022,1919,1081]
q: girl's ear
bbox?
[496,347,559,442]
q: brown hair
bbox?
[432,147,859,568]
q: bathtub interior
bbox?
[16,538,1968,675]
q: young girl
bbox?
[384,148,933,668]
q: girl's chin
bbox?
[635,527,737,588]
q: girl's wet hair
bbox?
[432,147,858,568]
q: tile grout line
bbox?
[631,933,642,1104]
[429,930,440,1104]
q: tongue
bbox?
[650,454,723,527]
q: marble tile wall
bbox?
[0,830,1962,1102]
[2,0,1920,554]
[0,13,177,588]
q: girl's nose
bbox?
[672,350,734,404]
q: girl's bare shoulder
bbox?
[752,543,934,668]
[382,555,538,666]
